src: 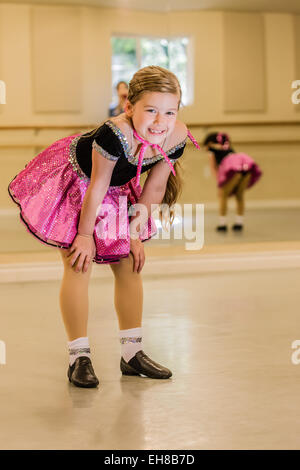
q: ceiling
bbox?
[2,0,300,14]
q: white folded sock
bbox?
[68,336,91,366]
[235,215,244,225]
[119,327,143,362]
[219,216,227,226]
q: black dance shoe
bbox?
[120,350,172,379]
[216,225,228,232]
[232,224,243,231]
[68,356,99,388]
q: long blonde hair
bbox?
[82,65,184,229]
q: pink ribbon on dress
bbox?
[187,129,201,150]
[133,128,201,185]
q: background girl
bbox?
[8,65,200,388]
[203,132,262,232]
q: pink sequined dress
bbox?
[217,153,262,196]
[8,119,200,264]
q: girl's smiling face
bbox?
[124,91,180,144]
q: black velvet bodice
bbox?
[74,120,187,186]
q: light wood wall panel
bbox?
[295,16,300,78]
[31,6,82,112]
[294,15,300,112]
[0,6,4,112]
[223,12,265,113]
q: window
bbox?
[111,36,191,107]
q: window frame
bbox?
[110,33,194,106]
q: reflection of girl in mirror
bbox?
[203,132,262,232]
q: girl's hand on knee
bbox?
[67,234,96,273]
[130,238,145,273]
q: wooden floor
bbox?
[0,208,300,449]
[1,266,300,449]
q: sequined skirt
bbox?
[7,133,157,264]
[217,152,262,196]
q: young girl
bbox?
[8,65,201,388]
[203,132,262,232]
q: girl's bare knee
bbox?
[110,252,134,275]
[58,247,70,259]
[235,192,244,201]
[58,247,92,277]
[232,173,243,185]
[235,174,251,197]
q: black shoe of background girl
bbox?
[232,224,243,231]
[68,356,100,388]
[120,350,172,379]
[216,225,228,232]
